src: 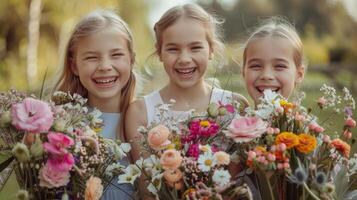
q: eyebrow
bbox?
[110,48,125,52]
[274,58,289,63]
[247,58,261,64]
[164,41,204,47]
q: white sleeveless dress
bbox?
[144,87,234,125]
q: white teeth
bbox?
[175,68,195,74]
[257,87,279,92]
[94,78,117,84]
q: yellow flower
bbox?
[296,134,317,153]
[200,120,210,127]
[275,132,299,149]
[255,146,267,154]
[93,127,102,133]
[280,100,294,112]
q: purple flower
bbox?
[11,97,54,133]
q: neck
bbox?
[161,79,212,112]
[88,95,121,113]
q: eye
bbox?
[248,64,262,70]
[167,47,178,52]
[275,64,288,70]
[191,46,203,51]
[84,56,98,61]
[112,53,124,57]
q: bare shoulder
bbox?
[126,98,147,126]
[125,98,147,141]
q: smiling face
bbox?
[158,17,212,89]
[243,36,304,104]
[71,26,132,104]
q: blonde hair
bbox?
[242,17,305,71]
[54,10,136,139]
[154,3,225,66]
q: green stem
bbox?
[263,173,275,200]
[303,182,320,200]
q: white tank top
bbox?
[143,87,234,125]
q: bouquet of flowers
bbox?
[0,90,131,200]
[120,100,253,199]
[225,86,357,200]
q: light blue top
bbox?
[99,112,134,200]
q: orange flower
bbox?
[84,176,103,200]
[164,169,183,183]
[147,125,171,150]
[331,139,351,158]
[296,134,317,153]
[160,149,182,170]
[275,132,299,149]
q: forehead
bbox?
[246,36,296,61]
[161,17,208,45]
[75,27,129,52]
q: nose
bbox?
[260,66,274,80]
[178,50,191,65]
[97,57,113,71]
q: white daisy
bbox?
[212,169,231,187]
[198,152,216,172]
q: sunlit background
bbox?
[0,0,357,196]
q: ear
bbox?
[155,43,162,62]
[70,58,79,76]
[208,45,214,60]
[295,65,305,84]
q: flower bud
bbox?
[16,189,29,200]
[218,107,227,116]
[207,103,219,117]
[267,127,275,135]
[0,110,11,127]
[12,143,30,163]
[343,130,352,139]
[345,117,356,128]
[53,119,67,132]
[30,135,44,158]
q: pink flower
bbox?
[218,101,235,113]
[309,123,325,133]
[345,117,356,128]
[225,117,267,142]
[343,130,352,139]
[46,153,75,171]
[317,97,327,107]
[43,132,74,156]
[39,162,70,188]
[11,97,54,133]
[187,143,200,159]
[188,119,219,139]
